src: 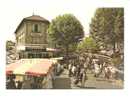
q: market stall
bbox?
[6,59,56,89]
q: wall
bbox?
[16,22,26,45]
[25,20,49,45]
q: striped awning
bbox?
[6,59,54,76]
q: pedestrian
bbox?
[71,65,76,77]
[68,63,72,77]
[56,62,61,75]
[83,61,87,69]
[81,70,87,88]
[94,61,100,77]
[7,78,16,89]
[78,68,84,84]
[76,65,81,77]
[22,79,32,89]
[17,80,23,89]
[105,67,111,79]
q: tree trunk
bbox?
[66,45,69,59]
[113,41,116,54]
[65,45,69,66]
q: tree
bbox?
[90,8,124,53]
[48,14,84,57]
[6,40,16,64]
[6,40,16,51]
[114,8,124,51]
[77,36,99,53]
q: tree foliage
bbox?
[6,40,15,51]
[89,8,124,52]
[48,14,84,56]
[77,36,99,53]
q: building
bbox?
[15,15,50,59]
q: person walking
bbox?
[94,61,100,77]
[68,63,72,77]
[17,80,23,89]
[71,65,76,77]
[81,69,87,88]
[22,79,32,89]
[7,78,16,89]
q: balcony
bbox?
[30,32,42,37]
[16,44,48,51]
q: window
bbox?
[34,24,38,32]
[33,24,40,33]
[28,53,34,58]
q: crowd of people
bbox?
[60,53,119,88]
[6,75,51,89]
[6,75,22,89]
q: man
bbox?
[17,80,23,89]
[94,61,100,77]
[68,62,72,77]
[105,67,111,79]
[7,78,16,89]
[79,68,87,88]
[22,79,32,89]
[56,62,61,75]
[71,65,76,77]
[81,70,87,88]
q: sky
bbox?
[0,0,126,41]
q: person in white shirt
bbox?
[68,63,72,77]
[71,65,76,76]
[94,62,100,77]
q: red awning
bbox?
[6,60,21,75]
[6,59,54,76]
[25,59,53,76]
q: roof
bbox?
[25,15,49,22]
[15,15,50,34]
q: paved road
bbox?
[71,70,123,89]
[53,69,123,89]
[53,77,71,89]
[53,69,71,89]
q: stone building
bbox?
[15,15,50,59]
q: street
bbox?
[53,69,123,89]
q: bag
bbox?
[74,79,79,84]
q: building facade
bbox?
[15,15,50,59]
